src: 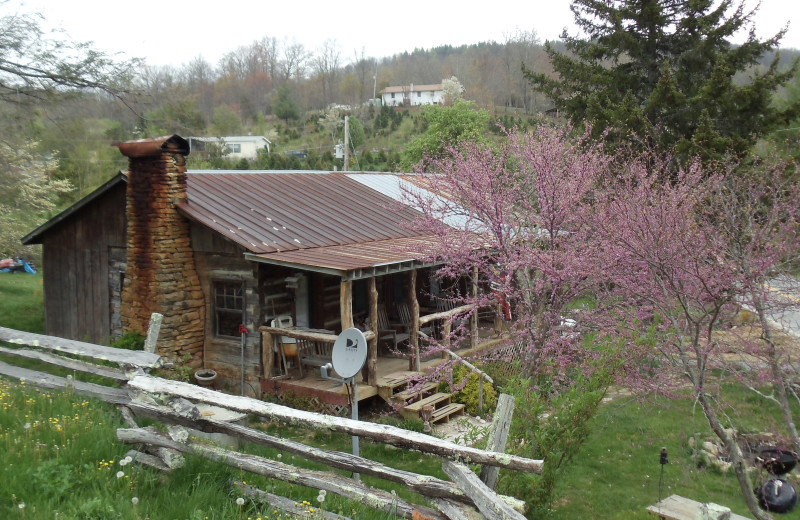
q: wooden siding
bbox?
[40,183,127,344]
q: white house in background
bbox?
[187,136,272,160]
[379,83,444,107]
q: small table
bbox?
[647,495,752,520]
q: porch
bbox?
[258,318,505,416]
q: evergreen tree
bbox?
[272,84,300,122]
[526,0,799,163]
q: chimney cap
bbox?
[113,135,190,158]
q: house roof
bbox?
[188,135,272,144]
[379,84,443,94]
[26,170,442,279]
[178,171,425,254]
[22,172,127,245]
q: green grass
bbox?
[0,379,443,519]
[0,272,44,333]
[548,388,789,519]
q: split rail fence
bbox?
[0,321,541,520]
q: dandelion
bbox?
[236,497,245,506]
[18,503,25,509]
[116,471,125,479]
[131,497,139,506]
[276,453,282,459]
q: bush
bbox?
[443,364,498,416]
[110,332,144,351]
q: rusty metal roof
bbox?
[244,236,439,280]
[178,171,428,256]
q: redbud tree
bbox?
[410,125,800,519]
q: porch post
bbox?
[409,269,420,372]
[366,277,378,386]
[471,266,479,350]
[261,331,274,379]
[340,281,354,330]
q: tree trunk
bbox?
[752,290,800,455]
[697,392,771,520]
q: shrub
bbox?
[110,332,145,351]
[445,364,498,416]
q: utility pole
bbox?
[344,115,350,171]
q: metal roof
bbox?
[245,236,439,281]
[178,171,428,255]
[188,135,272,144]
[24,169,445,276]
[22,172,127,244]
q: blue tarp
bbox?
[0,259,36,274]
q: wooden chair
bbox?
[296,337,334,378]
[375,304,410,353]
[396,301,433,338]
[434,297,469,333]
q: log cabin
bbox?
[22,135,498,410]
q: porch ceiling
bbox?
[244,236,441,281]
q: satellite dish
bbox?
[331,328,368,379]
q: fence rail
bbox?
[0,319,539,520]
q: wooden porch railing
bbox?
[260,326,376,381]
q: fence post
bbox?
[479,393,515,490]
[144,313,163,354]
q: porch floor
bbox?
[263,350,472,406]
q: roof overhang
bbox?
[243,236,442,281]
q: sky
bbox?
[12,0,800,69]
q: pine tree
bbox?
[526,0,799,163]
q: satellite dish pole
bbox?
[320,327,367,480]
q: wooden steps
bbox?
[378,371,466,424]
[391,381,438,404]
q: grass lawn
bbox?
[549,386,792,520]
[0,272,44,333]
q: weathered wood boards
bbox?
[0,326,161,369]
[646,495,752,520]
[127,374,543,473]
[443,461,527,520]
[479,394,515,490]
[117,427,446,520]
[0,360,130,404]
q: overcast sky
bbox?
[13,0,800,69]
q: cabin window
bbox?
[226,143,242,153]
[214,282,244,338]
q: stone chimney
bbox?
[115,135,205,364]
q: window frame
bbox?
[213,281,245,339]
